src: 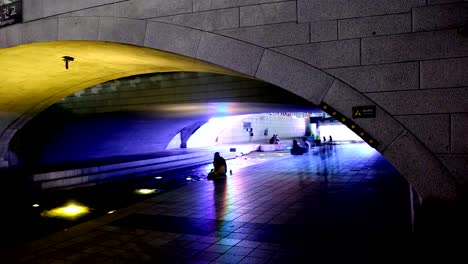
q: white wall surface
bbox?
[184,113,306,148]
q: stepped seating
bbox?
[33,150,239,189]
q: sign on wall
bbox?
[243,122,251,131]
[0,0,22,29]
[352,105,376,119]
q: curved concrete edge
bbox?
[383,130,459,201]
[145,21,203,58]
[0,114,33,168]
[322,80,404,151]
[98,17,147,46]
[0,16,149,48]
[196,32,265,76]
[0,70,168,168]
[0,111,21,137]
[0,18,58,47]
[255,49,335,106]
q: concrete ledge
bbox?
[258,144,288,152]
[33,147,256,190]
[33,151,213,181]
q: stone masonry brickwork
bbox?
[0,0,467,201]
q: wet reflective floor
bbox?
[2,143,415,263]
[0,148,293,248]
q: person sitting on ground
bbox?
[274,134,281,144]
[208,152,227,180]
[269,135,275,144]
[290,139,306,155]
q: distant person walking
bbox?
[249,128,254,142]
[323,136,326,143]
[302,138,310,152]
[329,135,333,144]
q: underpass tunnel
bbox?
[7,71,319,169]
[0,0,465,257]
[0,40,461,203]
[0,39,462,238]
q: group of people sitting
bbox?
[269,134,281,144]
[207,135,316,180]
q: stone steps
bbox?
[32,145,260,190]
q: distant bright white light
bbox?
[108,210,116,214]
[318,123,363,141]
[135,189,157,195]
[32,204,40,207]
[186,177,192,181]
[189,114,251,148]
[259,154,264,156]
[155,176,163,179]
[41,202,90,220]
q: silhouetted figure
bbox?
[291,139,306,155]
[314,135,321,146]
[208,152,227,180]
[323,136,326,143]
[249,128,254,142]
[302,138,310,152]
[270,134,280,144]
[329,135,333,144]
[274,134,281,144]
[269,135,275,144]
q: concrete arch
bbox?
[0,16,460,201]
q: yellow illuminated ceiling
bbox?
[0,41,240,114]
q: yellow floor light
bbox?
[41,202,90,220]
[135,188,157,195]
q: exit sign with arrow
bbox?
[352,105,376,118]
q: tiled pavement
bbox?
[4,144,414,263]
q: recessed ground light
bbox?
[186,177,192,181]
[107,210,116,214]
[155,176,163,179]
[135,189,157,195]
[32,204,40,207]
[41,202,90,220]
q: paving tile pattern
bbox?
[5,144,412,263]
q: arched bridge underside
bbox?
[1,0,467,203]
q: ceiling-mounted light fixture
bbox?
[62,56,74,69]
